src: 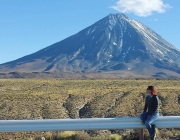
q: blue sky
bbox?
[0,0,179,64]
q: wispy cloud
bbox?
[111,0,172,17]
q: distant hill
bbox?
[1,13,180,78]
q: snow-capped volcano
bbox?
[0,13,180,78]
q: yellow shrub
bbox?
[58,131,76,139]
[109,134,122,140]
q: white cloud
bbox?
[111,0,172,17]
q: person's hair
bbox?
[147,86,157,96]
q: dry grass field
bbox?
[0,78,180,139]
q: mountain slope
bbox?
[0,13,180,78]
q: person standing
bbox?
[140,86,159,140]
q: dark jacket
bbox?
[143,95,159,115]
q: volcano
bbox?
[0,14,180,78]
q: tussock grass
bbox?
[58,131,76,139]
[109,134,122,140]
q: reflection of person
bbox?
[140,86,159,140]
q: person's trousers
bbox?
[140,112,159,137]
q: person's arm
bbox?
[143,102,148,112]
[148,96,158,115]
[143,95,149,112]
